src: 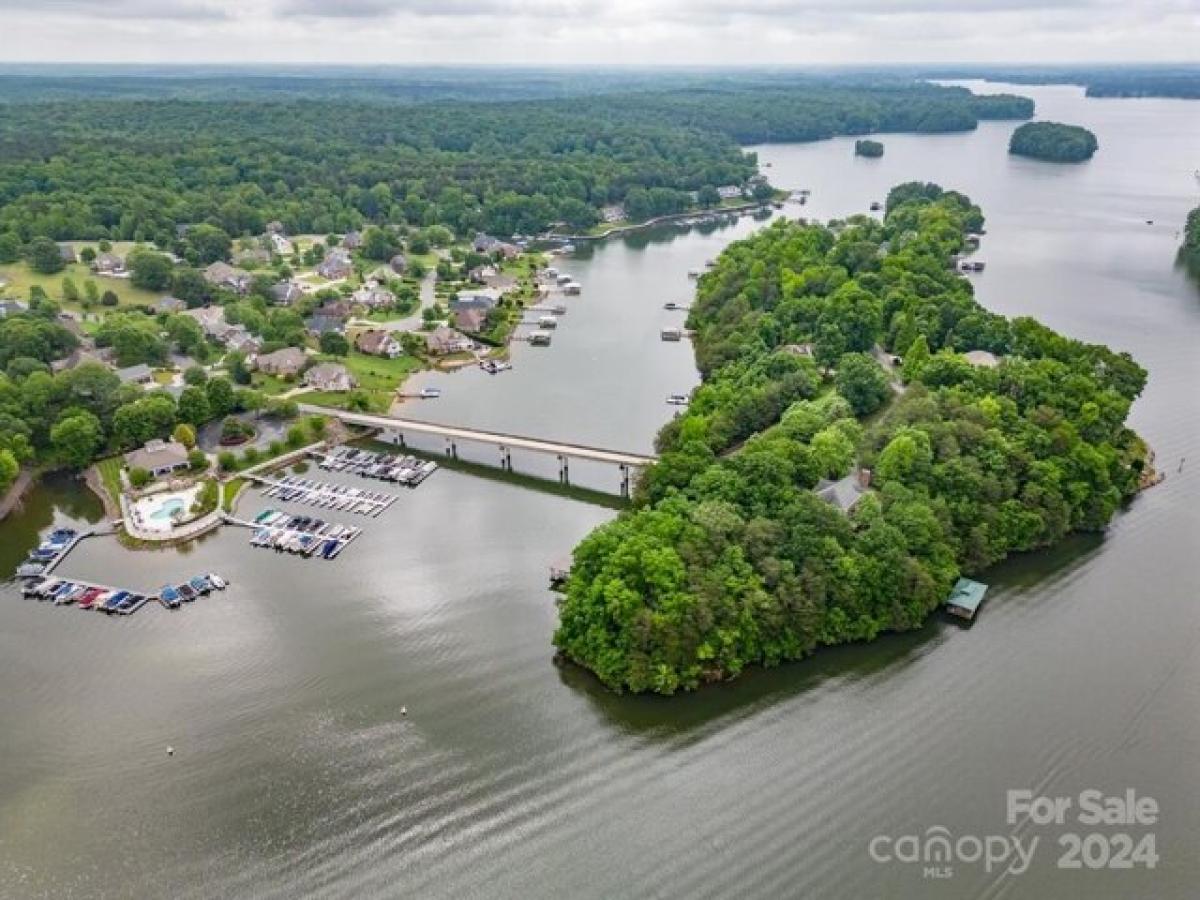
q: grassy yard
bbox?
[249,372,297,396]
[221,478,246,512]
[0,260,162,310]
[303,390,389,414]
[94,456,125,506]
[322,350,422,393]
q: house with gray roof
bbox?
[815,469,872,514]
[124,438,189,478]
[303,362,356,392]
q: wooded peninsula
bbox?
[554,183,1149,694]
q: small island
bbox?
[1009,121,1098,162]
[854,139,884,158]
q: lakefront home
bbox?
[303,362,356,393]
[454,307,487,334]
[424,325,473,356]
[355,329,402,358]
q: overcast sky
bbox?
[1,0,1197,64]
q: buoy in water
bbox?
[400,706,408,717]
[167,746,174,756]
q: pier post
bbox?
[558,454,570,485]
[446,439,458,460]
[500,446,512,471]
[619,464,630,499]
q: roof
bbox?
[815,473,867,513]
[946,578,988,614]
[156,296,186,313]
[963,350,1000,368]
[303,362,355,390]
[116,364,153,383]
[356,329,396,354]
[424,326,469,353]
[451,292,498,311]
[454,308,486,332]
[256,346,308,372]
[124,438,188,472]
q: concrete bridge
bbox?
[299,405,657,497]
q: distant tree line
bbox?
[0,80,1032,247]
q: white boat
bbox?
[208,573,227,590]
[667,394,689,405]
[419,387,442,399]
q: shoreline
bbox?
[0,468,35,522]
[550,200,773,243]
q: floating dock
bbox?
[21,571,227,616]
[246,509,361,560]
[316,447,439,486]
[253,474,398,517]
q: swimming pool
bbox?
[147,498,186,521]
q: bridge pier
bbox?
[446,439,458,460]
[619,464,630,499]
[500,446,512,471]
[557,454,570,485]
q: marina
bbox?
[245,509,361,560]
[253,474,399,517]
[20,570,227,616]
[317,446,440,486]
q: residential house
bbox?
[58,243,77,263]
[342,231,363,250]
[202,262,252,294]
[717,185,745,201]
[601,204,625,223]
[303,362,356,393]
[235,247,271,267]
[156,296,187,314]
[424,325,472,356]
[270,280,304,306]
[254,347,308,379]
[317,251,353,280]
[183,305,227,339]
[265,220,285,235]
[783,343,815,358]
[355,329,403,359]
[268,232,294,256]
[93,252,126,275]
[115,363,155,386]
[815,469,872,514]
[469,266,517,294]
[222,324,262,355]
[454,307,487,334]
[450,291,499,314]
[124,438,189,478]
[306,302,350,336]
[351,286,394,310]
[390,253,407,274]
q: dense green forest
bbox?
[854,139,884,158]
[1008,122,1098,162]
[554,183,1148,694]
[0,79,1030,243]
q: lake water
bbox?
[2,83,1199,899]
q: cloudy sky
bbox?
[1,0,1197,64]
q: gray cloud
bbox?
[280,0,586,18]
[0,0,229,19]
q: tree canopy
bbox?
[1008,122,1099,162]
[554,184,1147,694]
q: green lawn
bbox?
[0,260,162,310]
[249,372,296,396]
[321,351,422,393]
[303,390,390,414]
[221,478,246,512]
[94,456,125,505]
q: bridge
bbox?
[300,405,657,497]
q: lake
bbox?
[1,82,1198,899]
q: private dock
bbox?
[21,571,227,616]
[945,577,989,623]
